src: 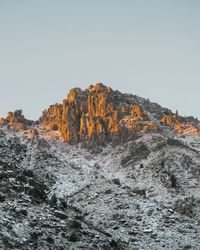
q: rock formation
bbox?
[0,84,200,249]
[40,83,157,143]
[0,84,199,142]
[160,115,200,135]
[0,110,34,130]
[40,83,200,143]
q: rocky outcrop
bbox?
[1,84,199,143]
[1,109,200,250]
[160,115,200,135]
[40,83,200,143]
[0,110,34,130]
[40,83,158,143]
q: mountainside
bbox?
[0,83,200,250]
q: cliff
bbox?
[40,83,200,143]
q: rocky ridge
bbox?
[40,83,200,143]
[0,83,200,249]
[0,83,199,143]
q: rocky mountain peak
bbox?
[0,83,199,143]
[0,84,200,249]
[41,83,158,143]
[40,83,200,144]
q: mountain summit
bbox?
[0,83,199,144]
[39,82,200,142]
[0,83,200,249]
[40,83,200,141]
[41,83,157,143]
[1,83,199,143]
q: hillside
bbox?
[0,84,199,249]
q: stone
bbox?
[53,211,68,220]
[0,193,5,202]
[160,171,177,189]
[15,208,28,216]
[22,169,34,177]
[69,219,82,229]
[49,193,58,207]
[174,197,195,218]
[112,178,120,185]
[109,239,118,248]
[143,229,153,233]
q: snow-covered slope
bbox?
[0,126,200,250]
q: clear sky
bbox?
[0,0,199,120]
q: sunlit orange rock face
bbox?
[0,110,33,130]
[40,83,200,143]
[1,83,199,142]
[41,83,158,143]
[160,115,200,135]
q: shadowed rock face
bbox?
[40,83,158,143]
[40,83,200,143]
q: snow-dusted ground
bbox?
[0,127,200,249]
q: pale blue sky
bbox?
[0,0,199,120]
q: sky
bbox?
[0,0,200,120]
